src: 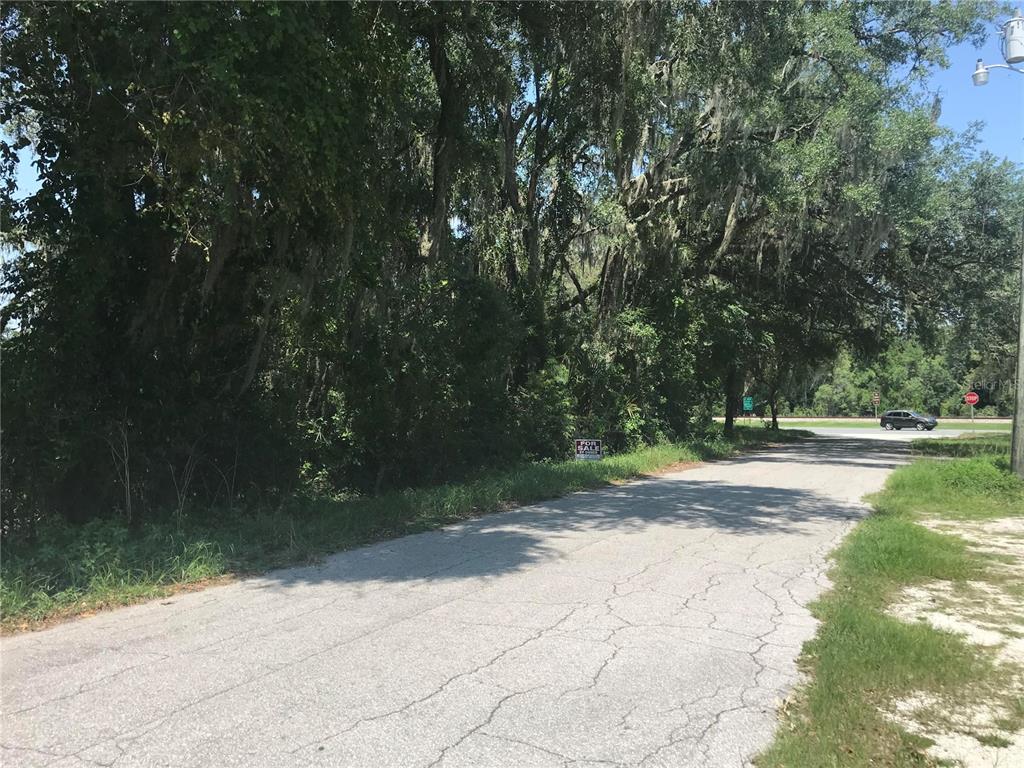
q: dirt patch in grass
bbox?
[885,693,1024,768]
[924,518,1024,574]
[640,459,703,477]
[883,517,1024,767]
[889,581,1024,664]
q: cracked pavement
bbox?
[1,436,909,767]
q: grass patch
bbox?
[758,437,1024,768]
[975,733,1012,748]
[912,433,1012,458]
[0,426,807,632]
[895,435,1021,520]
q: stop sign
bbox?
[965,391,980,406]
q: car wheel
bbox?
[916,423,926,431]
[884,423,894,430]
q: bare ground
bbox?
[884,518,1024,768]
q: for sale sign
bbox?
[575,439,603,461]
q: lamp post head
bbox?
[972,59,990,86]
[1003,8,1024,64]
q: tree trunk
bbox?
[425,20,458,265]
[770,396,779,430]
[724,364,738,436]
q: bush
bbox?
[515,363,576,461]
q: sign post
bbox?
[965,391,980,425]
[872,391,880,418]
[742,396,754,415]
[574,439,603,461]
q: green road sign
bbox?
[742,396,754,412]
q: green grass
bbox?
[741,418,1011,431]
[0,426,808,632]
[758,437,1024,768]
[912,433,1012,458]
[899,434,1019,520]
[975,733,1012,748]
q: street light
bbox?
[971,9,1024,478]
[972,59,990,85]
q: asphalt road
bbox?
[2,437,909,768]
[799,426,1004,440]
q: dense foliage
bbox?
[759,147,1024,419]
[2,1,1020,532]
[765,337,1015,418]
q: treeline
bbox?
[755,342,1014,419]
[2,1,1020,532]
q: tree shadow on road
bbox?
[259,438,894,590]
[722,436,910,471]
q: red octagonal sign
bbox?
[964,391,980,406]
